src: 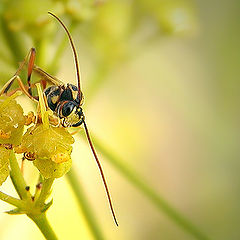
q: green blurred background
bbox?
[0,0,240,239]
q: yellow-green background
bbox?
[0,0,239,239]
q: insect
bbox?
[0,12,118,226]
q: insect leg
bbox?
[0,48,36,95]
[0,75,17,96]
[0,75,38,102]
[70,128,81,135]
[27,48,36,96]
[33,66,64,86]
[21,157,25,174]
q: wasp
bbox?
[0,12,118,226]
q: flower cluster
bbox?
[0,88,74,186]
[16,124,74,178]
[1,0,96,39]
[0,93,25,186]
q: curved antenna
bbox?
[83,119,119,226]
[48,12,82,99]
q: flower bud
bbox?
[34,157,72,179]
[0,96,25,145]
[16,124,74,178]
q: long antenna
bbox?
[83,119,119,226]
[48,12,82,99]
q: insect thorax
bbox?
[44,83,81,112]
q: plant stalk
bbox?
[0,191,25,208]
[47,21,77,74]
[35,178,54,207]
[28,213,58,240]
[77,131,210,240]
[8,152,58,240]
[66,169,104,240]
[0,17,25,66]
[9,150,30,200]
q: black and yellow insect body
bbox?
[44,83,84,127]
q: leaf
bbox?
[5,208,25,215]
[41,199,53,213]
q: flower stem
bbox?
[35,178,54,207]
[0,190,25,208]
[85,64,110,105]
[9,150,30,200]
[8,152,58,239]
[34,38,49,69]
[28,213,58,240]
[0,17,25,66]
[77,131,210,240]
[47,21,77,74]
[66,169,104,240]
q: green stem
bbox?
[77,132,209,240]
[35,178,54,206]
[66,169,104,240]
[0,17,25,66]
[0,190,25,208]
[85,64,111,105]
[85,34,161,105]
[8,153,58,239]
[9,150,30,200]
[0,49,14,67]
[47,21,77,74]
[34,38,49,69]
[28,213,58,240]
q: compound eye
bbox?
[62,102,75,117]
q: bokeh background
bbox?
[0,0,240,239]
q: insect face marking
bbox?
[57,101,84,127]
[51,95,59,105]
[68,84,78,101]
[44,86,61,111]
